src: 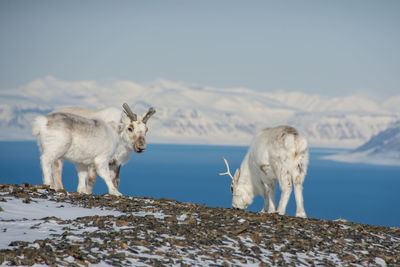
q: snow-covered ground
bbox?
[1,184,399,266]
[0,190,122,250]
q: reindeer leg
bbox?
[76,163,88,194]
[113,165,121,188]
[265,182,276,213]
[39,133,71,190]
[276,169,293,216]
[95,159,121,196]
[109,161,121,189]
[260,164,276,213]
[53,159,64,190]
[261,189,269,213]
[293,174,307,218]
[86,166,97,194]
[40,155,54,188]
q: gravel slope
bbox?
[0,184,399,266]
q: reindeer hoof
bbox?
[110,191,122,197]
[296,212,307,218]
[77,187,88,194]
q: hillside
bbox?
[326,121,400,166]
[1,184,399,266]
[1,77,399,147]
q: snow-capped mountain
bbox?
[0,76,399,147]
[326,121,400,166]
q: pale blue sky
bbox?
[1,0,399,97]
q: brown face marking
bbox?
[127,123,134,132]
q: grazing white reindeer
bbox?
[50,104,156,193]
[219,126,309,218]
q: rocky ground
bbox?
[0,183,399,266]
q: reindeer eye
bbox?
[128,127,133,132]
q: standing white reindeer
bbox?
[32,103,155,196]
[50,104,155,193]
[219,126,309,218]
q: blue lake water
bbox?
[0,141,399,228]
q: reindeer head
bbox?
[120,103,156,153]
[219,157,253,210]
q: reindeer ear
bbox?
[118,124,124,134]
[234,169,240,180]
[108,121,118,131]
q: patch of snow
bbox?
[375,257,388,267]
[176,214,187,221]
[129,210,166,219]
[0,197,122,249]
[0,197,122,221]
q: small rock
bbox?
[16,193,29,199]
[251,245,261,254]
[251,233,261,244]
[183,217,197,225]
[341,254,356,261]
[116,220,130,227]
[232,225,248,235]
[165,216,178,226]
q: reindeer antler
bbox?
[219,157,234,180]
[142,107,156,124]
[122,103,137,121]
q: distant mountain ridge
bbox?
[0,76,399,147]
[326,120,400,166]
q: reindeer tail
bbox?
[32,115,48,136]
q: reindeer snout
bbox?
[137,147,145,153]
[134,136,146,153]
